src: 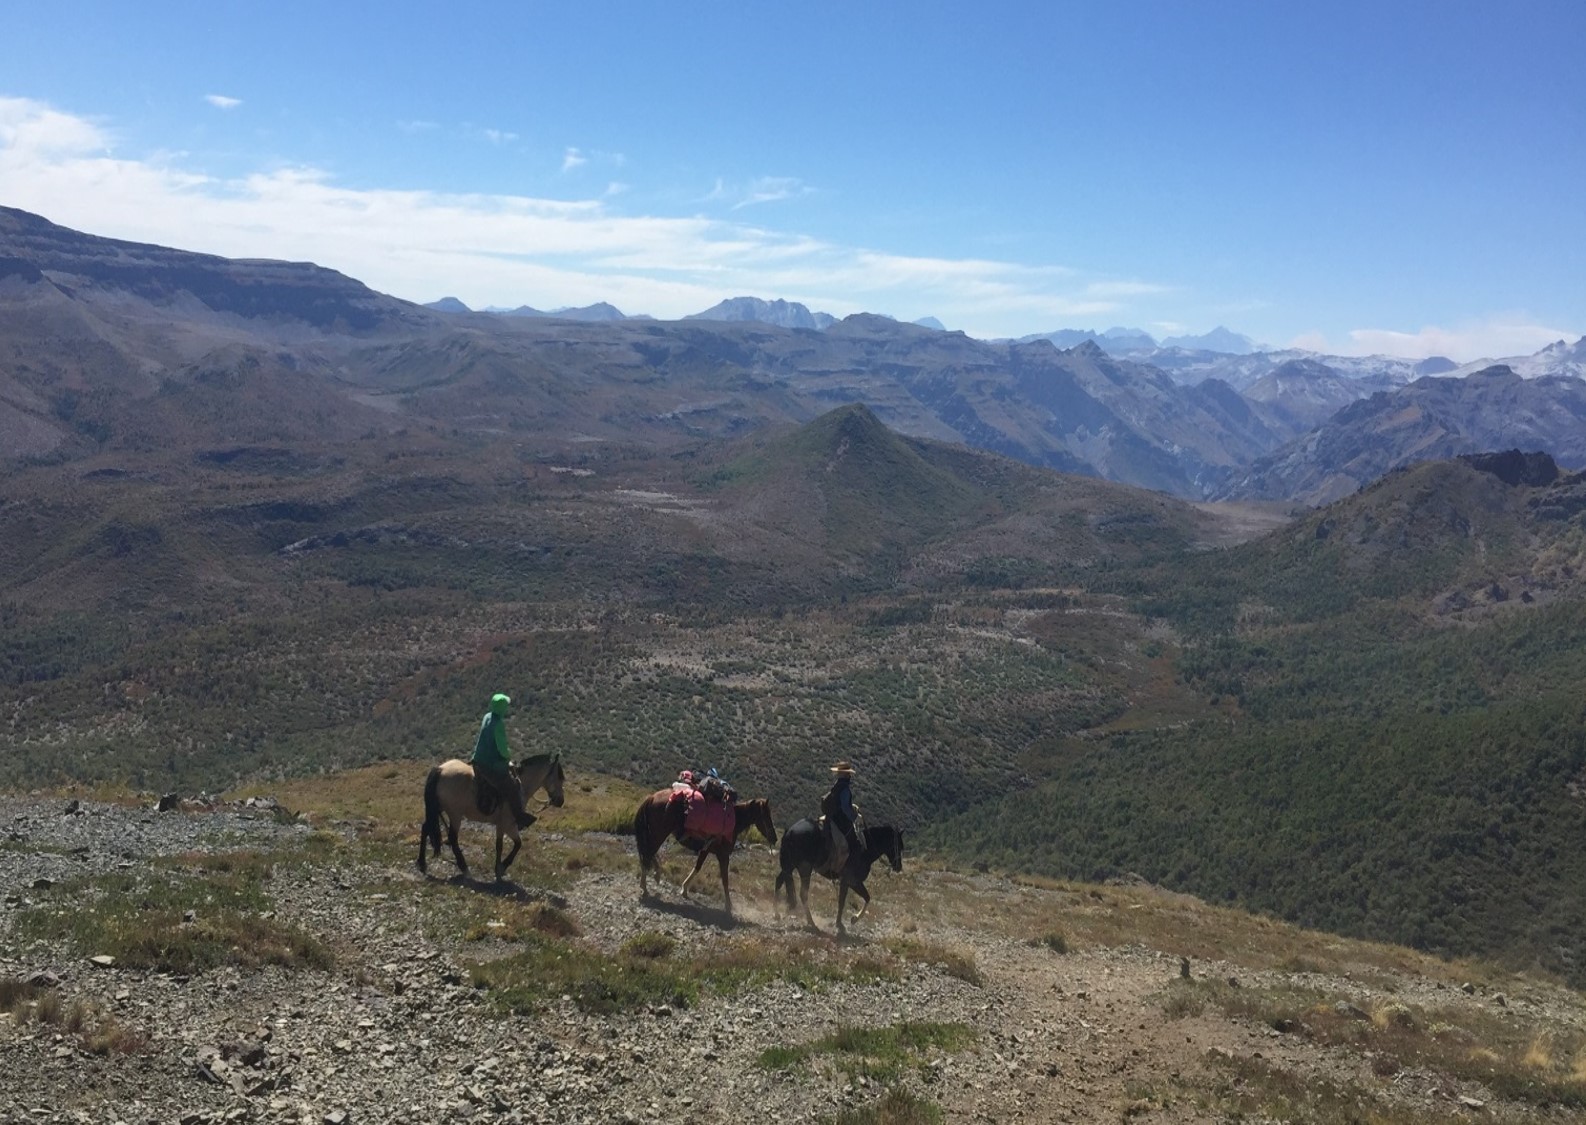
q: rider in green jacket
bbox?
[471,693,534,829]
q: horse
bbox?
[417,751,566,881]
[633,790,777,919]
[775,820,904,933]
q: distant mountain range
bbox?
[1215,364,1586,505]
[1449,335,1586,380]
[685,296,836,331]
[427,298,629,322]
[4,206,1584,506]
[1018,325,1262,355]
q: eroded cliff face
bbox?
[0,205,430,335]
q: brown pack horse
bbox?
[417,751,565,881]
[633,791,776,918]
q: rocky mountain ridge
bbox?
[1216,366,1586,504]
[4,206,1583,505]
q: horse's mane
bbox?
[516,751,560,769]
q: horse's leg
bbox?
[836,881,850,934]
[419,766,440,874]
[446,815,468,875]
[680,844,711,897]
[635,810,652,897]
[498,822,522,880]
[800,868,816,929]
[851,879,871,921]
[717,848,732,918]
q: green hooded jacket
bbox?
[470,693,512,770]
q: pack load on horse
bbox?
[633,773,776,919]
[776,761,903,932]
[416,692,566,881]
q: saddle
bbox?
[817,811,866,877]
[474,764,519,816]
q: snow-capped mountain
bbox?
[685,297,837,330]
[1447,336,1586,380]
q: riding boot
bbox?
[485,766,535,829]
[508,787,536,829]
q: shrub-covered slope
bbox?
[933,456,1586,983]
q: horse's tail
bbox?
[418,765,443,869]
[775,865,791,904]
[633,800,652,866]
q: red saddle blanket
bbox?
[678,789,734,842]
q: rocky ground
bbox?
[3,791,1586,1125]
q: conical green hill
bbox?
[709,402,985,557]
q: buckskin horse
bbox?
[417,751,565,881]
[633,789,777,919]
[775,819,904,933]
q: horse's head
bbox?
[545,753,566,808]
[751,798,777,846]
[888,827,904,873]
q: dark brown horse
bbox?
[633,791,777,918]
[775,820,904,933]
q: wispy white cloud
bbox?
[481,127,518,145]
[703,176,816,209]
[561,147,586,173]
[733,176,813,209]
[204,94,242,110]
[1084,279,1171,298]
[1291,317,1579,362]
[397,119,439,134]
[0,97,1176,338]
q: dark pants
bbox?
[476,763,529,822]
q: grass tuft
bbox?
[759,1021,974,1084]
[1158,982,1206,1019]
[826,1087,944,1125]
[0,977,42,1015]
[1031,930,1068,954]
[884,938,981,985]
[0,978,145,1055]
[621,931,677,959]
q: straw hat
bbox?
[829,761,856,775]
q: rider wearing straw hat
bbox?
[821,760,862,874]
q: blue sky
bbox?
[1,1,1581,359]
